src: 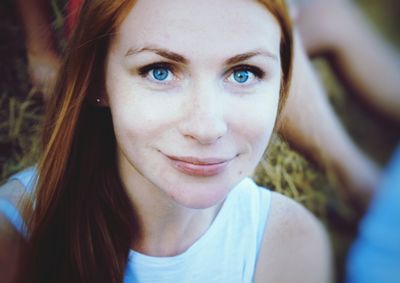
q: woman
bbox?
[0,0,331,282]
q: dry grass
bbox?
[255,135,335,215]
[0,90,43,180]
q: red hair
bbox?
[66,0,83,37]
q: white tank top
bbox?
[1,168,272,283]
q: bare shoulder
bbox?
[0,180,28,283]
[254,192,333,283]
[0,178,30,234]
[0,213,24,283]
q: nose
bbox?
[178,84,228,145]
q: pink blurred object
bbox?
[66,0,83,37]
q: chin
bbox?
[165,180,234,210]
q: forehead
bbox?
[113,0,281,59]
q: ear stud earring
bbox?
[96,98,101,103]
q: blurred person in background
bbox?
[287,1,400,280]
[282,0,400,207]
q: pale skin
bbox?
[0,0,332,282]
[106,0,283,255]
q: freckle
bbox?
[238,171,243,175]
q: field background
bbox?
[0,0,399,282]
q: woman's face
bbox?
[106,0,282,209]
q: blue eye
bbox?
[138,63,175,83]
[233,70,251,83]
[151,67,170,81]
[226,65,263,86]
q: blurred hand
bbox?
[27,51,60,100]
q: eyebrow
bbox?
[224,51,278,65]
[125,47,188,64]
[125,47,278,65]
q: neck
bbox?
[132,202,222,257]
[120,167,223,257]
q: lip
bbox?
[165,155,234,177]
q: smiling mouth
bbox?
[165,155,234,177]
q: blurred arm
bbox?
[279,31,381,207]
[296,0,400,122]
[15,0,60,97]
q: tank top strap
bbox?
[8,166,38,194]
[231,178,272,250]
[0,167,37,238]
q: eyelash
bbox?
[225,64,265,87]
[138,62,176,78]
[227,64,265,80]
[137,62,265,84]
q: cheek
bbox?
[230,89,280,151]
[107,88,173,144]
[111,106,166,157]
[110,102,146,142]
